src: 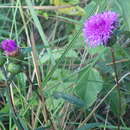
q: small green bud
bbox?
[7,63,22,74]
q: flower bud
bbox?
[7,63,22,74]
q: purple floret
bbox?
[83,11,119,47]
[1,39,18,53]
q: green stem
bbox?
[1,68,25,130]
[111,48,121,130]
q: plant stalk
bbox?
[25,70,57,130]
[111,48,121,130]
[1,68,25,130]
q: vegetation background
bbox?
[0,0,130,130]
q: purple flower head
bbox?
[83,11,119,47]
[1,39,19,56]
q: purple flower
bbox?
[83,11,119,47]
[1,39,19,56]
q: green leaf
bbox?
[77,123,102,130]
[45,80,73,111]
[87,45,106,56]
[52,69,77,82]
[118,0,130,30]
[35,126,48,130]
[25,0,55,65]
[53,91,85,107]
[42,28,82,87]
[77,123,130,130]
[96,61,113,74]
[21,47,32,54]
[107,90,126,116]
[118,31,130,47]
[0,70,5,81]
[0,113,8,121]
[75,67,103,108]
[69,33,84,49]
[82,1,97,22]
[40,49,78,64]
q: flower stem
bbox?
[110,48,121,130]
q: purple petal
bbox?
[1,39,18,52]
[83,11,119,47]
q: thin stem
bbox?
[24,70,57,130]
[111,48,121,130]
[7,86,24,130]
[18,5,56,129]
[1,68,24,130]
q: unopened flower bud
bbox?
[7,63,22,74]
